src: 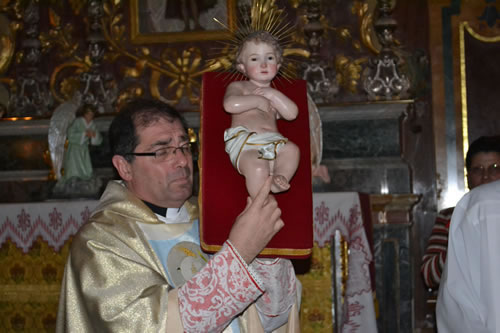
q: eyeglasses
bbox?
[469,163,500,178]
[126,143,192,162]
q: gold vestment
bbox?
[56,181,299,332]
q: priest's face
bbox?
[467,152,500,189]
[124,117,193,208]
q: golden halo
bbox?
[210,0,298,82]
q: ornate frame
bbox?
[460,21,500,174]
[129,0,237,44]
[429,1,500,209]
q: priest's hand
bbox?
[228,176,283,264]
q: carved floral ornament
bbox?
[0,0,409,117]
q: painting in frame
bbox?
[130,0,237,44]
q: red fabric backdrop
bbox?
[199,72,313,258]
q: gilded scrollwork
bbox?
[1,0,400,111]
[41,9,82,61]
[67,0,87,15]
[352,0,380,54]
[0,1,22,109]
[50,62,87,102]
[98,0,309,107]
[150,47,207,105]
[0,14,17,76]
[335,55,366,94]
[292,0,384,97]
[40,7,90,103]
[41,0,253,108]
[100,0,219,106]
[114,84,143,109]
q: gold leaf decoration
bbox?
[111,13,122,26]
[0,14,15,75]
[59,76,81,101]
[115,84,143,109]
[68,0,86,15]
[98,0,308,106]
[353,1,381,54]
[335,55,367,93]
[122,59,146,78]
[50,61,88,103]
[177,247,196,258]
[289,0,302,9]
[102,1,111,16]
[48,8,60,27]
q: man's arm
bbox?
[421,208,452,289]
[178,244,300,332]
[178,177,296,332]
[58,224,270,333]
[178,241,265,332]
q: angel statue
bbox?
[50,96,103,197]
[48,93,81,180]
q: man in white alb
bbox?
[437,179,500,332]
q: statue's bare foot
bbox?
[271,175,290,193]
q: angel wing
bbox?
[48,92,81,179]
[308,93,331,184]
[308,93,322,168]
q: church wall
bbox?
[5,0,495,331]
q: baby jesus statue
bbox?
[223,31,300,198]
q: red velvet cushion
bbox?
[199,72,313,258]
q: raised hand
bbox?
[228,176,284,264]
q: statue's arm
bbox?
[254,87,298,120]
[223,82,270,114]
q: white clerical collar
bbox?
[158,206,190,224]
[143,201,190,224]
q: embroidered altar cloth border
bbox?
[313,192,377,333]
[0,200,98,253]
